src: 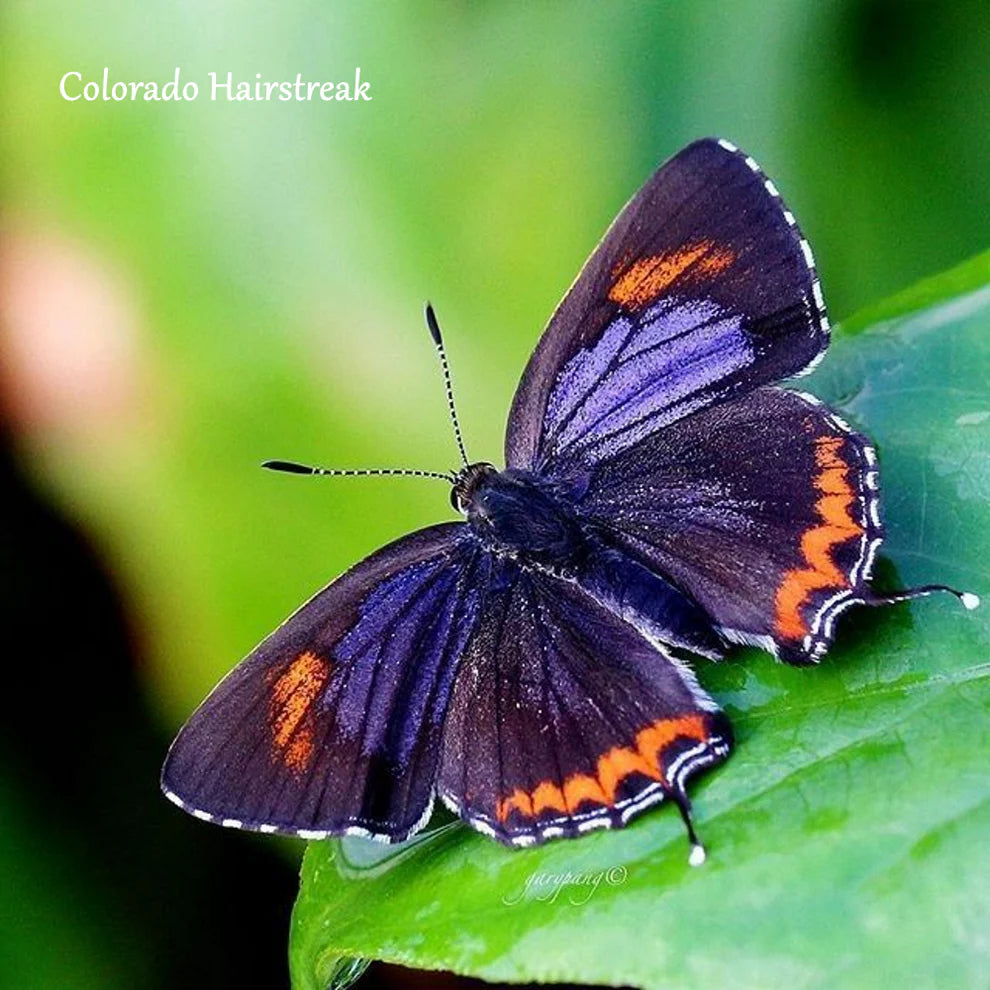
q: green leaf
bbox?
[290,255,990,990]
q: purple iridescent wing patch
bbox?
[162,523,487,841]
[541,297,751,467]
[506,137,829,473]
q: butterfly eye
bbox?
[450,485,474,513]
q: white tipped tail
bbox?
[961,592,981,611]
[688,842,707,867]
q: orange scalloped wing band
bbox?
[495,713,708,823]
[774,434,864,641]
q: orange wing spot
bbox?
[774,436,865,640]
[268,651,330,774]
[494,715,709,823]
[282,734,317,775]
[608,242,734,310]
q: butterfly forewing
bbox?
[506,137,829,475]
[162,523,485,841]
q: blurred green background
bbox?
[1,1,987,987]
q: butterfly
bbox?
[162,138,977,864]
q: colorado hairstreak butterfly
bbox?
[162,138,978,864]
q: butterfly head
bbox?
[450,461,498,512]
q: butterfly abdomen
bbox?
[576,542,725,659]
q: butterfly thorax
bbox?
[457,465,586,568]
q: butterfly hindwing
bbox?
[162,523,487,841]
[506,138,829,475]
[576,387,882,664]
[438,559,732,845]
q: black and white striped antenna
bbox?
[261,460,454,482]
[425,303,470,468]
[262,303,473,485]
